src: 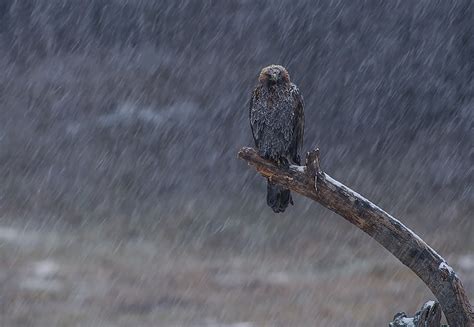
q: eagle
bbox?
[249,65,304,213]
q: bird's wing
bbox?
[291,84,304,164]
[249,86,260,148]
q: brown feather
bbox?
[249,65,305,212]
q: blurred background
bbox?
[0,1,472,326]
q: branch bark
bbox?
[238,147,473,327]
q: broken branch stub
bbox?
[305,148,320,191]
[238,146,473,327]
[390,300,442,327]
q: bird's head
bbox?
[258,65,290,87]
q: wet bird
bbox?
[249,65,304,213]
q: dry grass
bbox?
[0,221,471,327]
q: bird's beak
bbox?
[269,73,277,82]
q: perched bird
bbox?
[249,65,304,213]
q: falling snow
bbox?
[0,1,472,326]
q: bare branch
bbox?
[390,301,442,327]
[238,146,473,326]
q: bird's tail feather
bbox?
[267,180,293,213]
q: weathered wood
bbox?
[390,301,442,327]
[238,147,473,327]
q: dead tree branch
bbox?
[390,300,442,327]
[238,146,473,327]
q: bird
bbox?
[249,65,304,213]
